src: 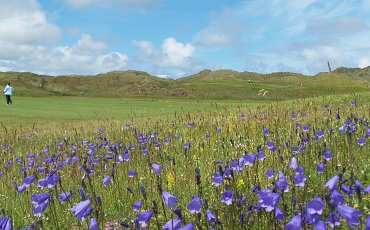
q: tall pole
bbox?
[327,61,332,76]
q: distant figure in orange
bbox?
[3,83,14,105]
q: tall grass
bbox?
[0,93,369,229]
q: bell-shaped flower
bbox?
[162,218,181,230]
[285,214,303,230]
[221,189,234,205]
[325,175,339,191]
[152,164,162,175]
[274,206,285,222]
[103,176,111,187]
[70,200,92,221]
[257,189,280,212]
[162,191,179,209]
[89,218,99,230]
[58,192,72,204]
[187,196,202,214]
[136,210,153,228]
[336,205,362,228]
[327,212,340,228]
[132,200,143,212]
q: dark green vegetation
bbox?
[0,67,369,100]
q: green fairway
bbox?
[0,96,263,128]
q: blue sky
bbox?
[0,0,369,78]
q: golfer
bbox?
[3,83,14,105]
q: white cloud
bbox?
[133,37,195,68]
[0,34,128,75]
[160,37,194,67]
[74,34,107,54]
[132,37,200,77]
[0,0,61,46]
[358,59,370,68]
[132,40,157,59]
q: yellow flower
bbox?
[236,179,245,189]
[167,173,175,189]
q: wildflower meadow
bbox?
[0,93,369,229]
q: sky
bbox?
[0,0,369,78]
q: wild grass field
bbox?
[0,92,369,229]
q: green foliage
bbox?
[0,68,369,99]
[0,92,369,229]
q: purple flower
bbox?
[327,212,340,228]
[206,209,217,223]
[103,176,111,187]
[291,113,296,120]
[31,193,50,205]
[243,154,257,166]
[70,200,92,221]
[274,206,285,222]
[316,130,325,139]
[263,128,271,136]
[58,192,72,203]
[350,99,356,106]
[285,214,302,230]
[317,163,325,174]
[306,197,324,224]
[152,163,162,175]
[315,220,327,230]
[22,175,36,187]
[187,122,194,128]
[257,189,280,212]
[132,200,143,212]
[128,170,137,178]
[162,218,181,230]
[212,172,223,186]
[216,127,222,132]
[323,151,332,161]
[257,150,266,161]
[331,189,345,206]
[32,198,51,217]
[290,157,298,169]
[266,168,274,180]
[162,191,179,209]
[357,137,366,146]
[89,218,99,230]
[136,210,153,228]
[266,140,276,152]
[293,173,306,187]
[292,146,300,155]
[221,189,234,205]
[303,125,309,132]
[240,113,245,119]
[325,175,339,191]
[37,175,60,189]
[336,205,362,228]
[187,196,202,214]
[364,185,370,194]
[366,216,370,230]
[0,216,12,230]
[275,171,289,193]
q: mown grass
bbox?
[0,92,369,229]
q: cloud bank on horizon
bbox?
[0,0,369,78]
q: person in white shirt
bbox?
[3,83,14,105]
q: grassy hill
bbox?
[0,67,369,100]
